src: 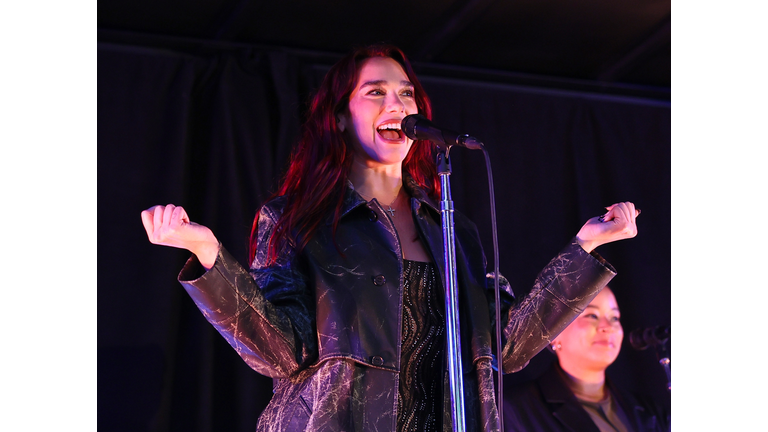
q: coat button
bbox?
[370,356,384,366]
[368,209,378,222]
[372,275,386,286]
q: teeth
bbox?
[377,123,401,131]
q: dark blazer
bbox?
[504,362,669,432]
[178,176,617,431]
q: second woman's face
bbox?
[555,288,624,372]
[339,57,419,167]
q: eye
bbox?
[401,89,414,97]
[367,88,385,96]
[610,316,621,323]
[583,313,598,320]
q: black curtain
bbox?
[98,43,671,431]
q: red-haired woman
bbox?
[141,44,640,432]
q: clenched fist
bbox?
[141,204,219,269]
[575,202,640,253]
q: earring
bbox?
[551,342,561,351]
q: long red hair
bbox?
[249,44,438,265]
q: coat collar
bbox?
[336,173,441,222]
[539,361,656,432]
[538,362,602,432]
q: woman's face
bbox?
[555,288,624,373]
[338,56,419,167]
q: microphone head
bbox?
[629,325,670,350]
[401,114,427,141]
[401,114,483,150]
[629,330,651,350]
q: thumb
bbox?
[171,205,190,229]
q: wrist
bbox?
[192,240,220,270]
[575,236,598,254]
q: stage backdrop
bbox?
[98,42,670,431]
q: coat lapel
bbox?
[403,175,447,287]
[539,365,601,432]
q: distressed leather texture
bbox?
[178,177,616,431]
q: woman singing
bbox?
[141,44,640,431]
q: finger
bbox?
[599,204,615,222]
[179,206,189,224]
[617,202,638,237]
[141,207,158,239]
[622,202,636,236]
[615,202,630,223]
[630,203,640,236]
[162,204,177,231]
[603,203,623,222]
[171,205,188,228]
[152,205,167,242]
[619,203,634,232]
[157,204,177,241]
[625,201,637,226]
[604,203,629,232]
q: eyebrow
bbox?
[359,80,414,88]
[584,305,620,312]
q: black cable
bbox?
[481,147,503,432]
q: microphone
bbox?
[629,325,670,350]
[401,114,484,150]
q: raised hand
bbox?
[141,204,219,269]
[575,202,640,253]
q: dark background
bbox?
[98,1,671,430]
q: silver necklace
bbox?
[359,188,400,218]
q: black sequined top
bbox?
[397,259,446,432]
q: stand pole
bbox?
[437,151,466,432]
[660,357,671,391]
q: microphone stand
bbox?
[656,342,671,391]
[403,114,497,431]
[632,326,671,392]
[660,356,671,391]
[436,150,466,432]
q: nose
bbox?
[384,93,405,113]
[598,317,615,333]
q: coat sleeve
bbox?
[177,203,317,379]
[499,237,616,373]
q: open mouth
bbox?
[376,121,404,141]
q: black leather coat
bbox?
[178,177,616,431]
[503,362,670,432]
